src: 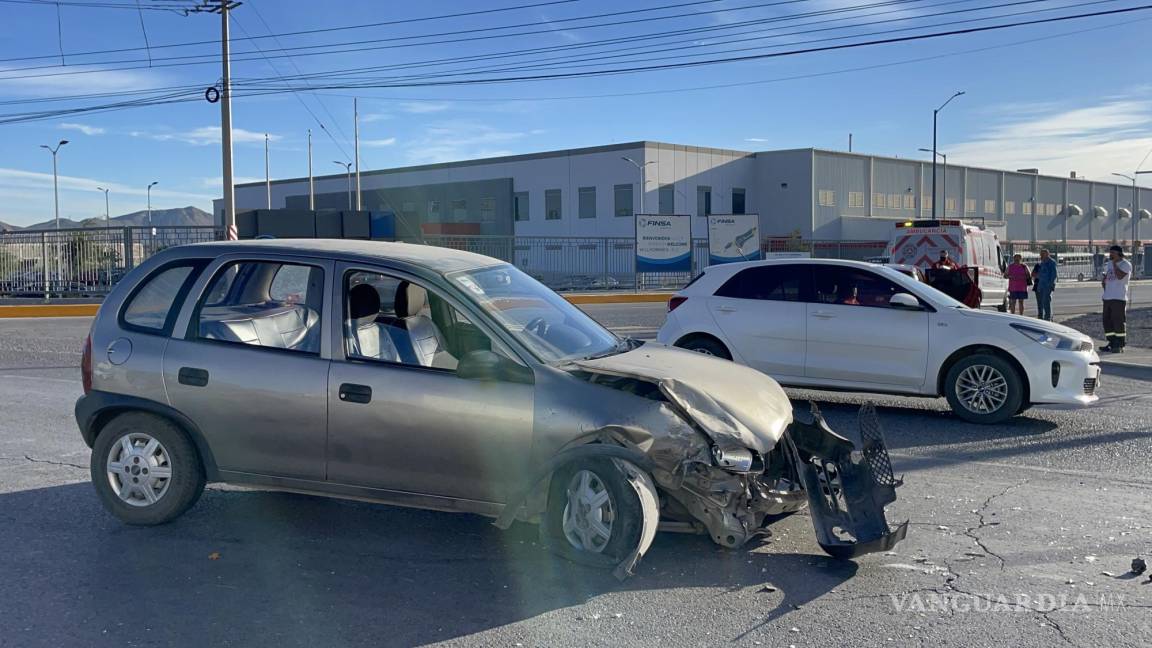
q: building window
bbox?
[887,194,900,209]
[658,185,674,215]
[922,194,932,211]
[984,199,996,214]
[732,188,746,214]
[965,198,976,213]
[874,193,886,208]
[513,191,529,221]
[818,190,835,207]
[578,186,596,219]
[903,194,915,210]
[614,184,633,217]
[1004,200,1016,215]
[545,189,562,220]
[480,197,496,223]
[697,185,712,218]
[428,200,441,223]
[848,191,864,208]
[1022,202,1032,216]
[945,197,956,213]
[450,199,468,222]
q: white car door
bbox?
[804,266,930,389]
[707,264,807,380]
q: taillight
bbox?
[81,334,92,395]
[668,296,687,312]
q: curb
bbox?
[563,293,672,305]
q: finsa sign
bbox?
[635,213,692,273]
[707,213,761,265]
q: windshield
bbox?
[448,264,622,363]
[875,265,967,309]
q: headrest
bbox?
[396,281,428,317]
[348,283,381,325]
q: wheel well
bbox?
[90,407,218,479]
[936,345,1030,403]
[674,332,727,351]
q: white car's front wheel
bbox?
[943,354,1025,424]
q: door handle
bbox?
[178,367,209,387]
[715,305,737,313]
[810,312,835,320]
[338,383,372,404]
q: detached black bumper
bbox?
[786,403,908,558]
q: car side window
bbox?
[813,267,905,308]
[343,270,503,371]
[715,265,806,301]
[121,263,201,334]
[194,261,324,354]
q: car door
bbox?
[325,264,535,504]
[163,255,332,481]
[804,265,930,388]
[707,264,808,380]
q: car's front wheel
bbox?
[90,412,206,525]
[675,335,732,360]
[943,354,1025,424]
[545,458,643,567]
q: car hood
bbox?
[954,308,1089,339]
[573,344,793,454]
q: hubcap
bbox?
[955,364,1009,414]
[561,470,615,553]
[106,433,172,507]
[691,347,715,356]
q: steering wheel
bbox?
[525,316,550,338]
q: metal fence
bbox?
[0,226,219,297]
[1003,242,1147,281]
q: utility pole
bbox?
[193,1,241,239]
[264,133,271,209]
[932,91,964,221]
[354,97,362,211]
[307,129,314,210]
[334,161,352,210]
[621,156,656,214]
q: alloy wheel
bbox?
[561,469,615,553]
[955,364,1009,414]
[105,433,172,507]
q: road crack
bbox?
[961,480,1027,571]
[0,454,87,471]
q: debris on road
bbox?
[1132,557,1147,576]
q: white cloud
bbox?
[0,65,164,97]
[948,99,1152,183]
[360,112,391,123]
[399,101,452,114]
[131,126,282,146]
[58,123,105,136]
[361,137,397,148]
[745,137,770,143]
[404,121,538,165]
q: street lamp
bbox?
[932,91,964,221]
[96,187,110,225]
[39,139,68,296]
[621,156,657,214]
[146,181,158,225]
[919,148,948,217]
[1112,171,1151,246]
[334,161,353,209]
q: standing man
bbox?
[1032,248,1058,321]
[1100,245,1132,353]
[933,249,958,270]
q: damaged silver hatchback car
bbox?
[77,240,906,576]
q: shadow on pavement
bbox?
[0,483,855,647]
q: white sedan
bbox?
[657,259,1100,424]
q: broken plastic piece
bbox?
[1132,557,1147,576]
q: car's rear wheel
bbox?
[545,458,643,567]
[944,354,1024,424]
[90,412,205,525]
[675,335,732,360]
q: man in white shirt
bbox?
[1100,245,1132,353]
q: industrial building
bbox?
[219,141,1152,245]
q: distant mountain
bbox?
[11,206,213,231]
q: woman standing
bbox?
[1006,253,1030,315]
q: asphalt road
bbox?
[582,281,1152,341]
[1,318,1150,647]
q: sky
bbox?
[0,0,1150,225]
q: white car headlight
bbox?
[712,446,754,472]
[1011,323,1081,351]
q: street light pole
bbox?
[40,139,68,294]
[334,161,352,210]
[146,181,158,226]
[264,133,271,209]
[920,148,948,217]
[307,129,314,210]
[621,156,657,214]
[96,187,110,225]
[932,91,964,221]
[1113,171,1152,248]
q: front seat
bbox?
[347,283,398,362]
[395,281,455,369]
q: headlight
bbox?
[1011,323,1081,351]
[712,446,754,472]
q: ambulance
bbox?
[886,219,1008,310]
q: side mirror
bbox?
[889,293,922,310]
[457,350,534,384]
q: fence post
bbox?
[40,231,49,302]
[124,228,135,269]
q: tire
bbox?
[675,334,732,360]
[90,412,206,526]
[544,458,643,567]
[943,353,1025,425]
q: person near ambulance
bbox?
[1100,245,1132,354]
[932,249,958,270]
[1031,249,1058,321]
[1006,254,1030,315]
